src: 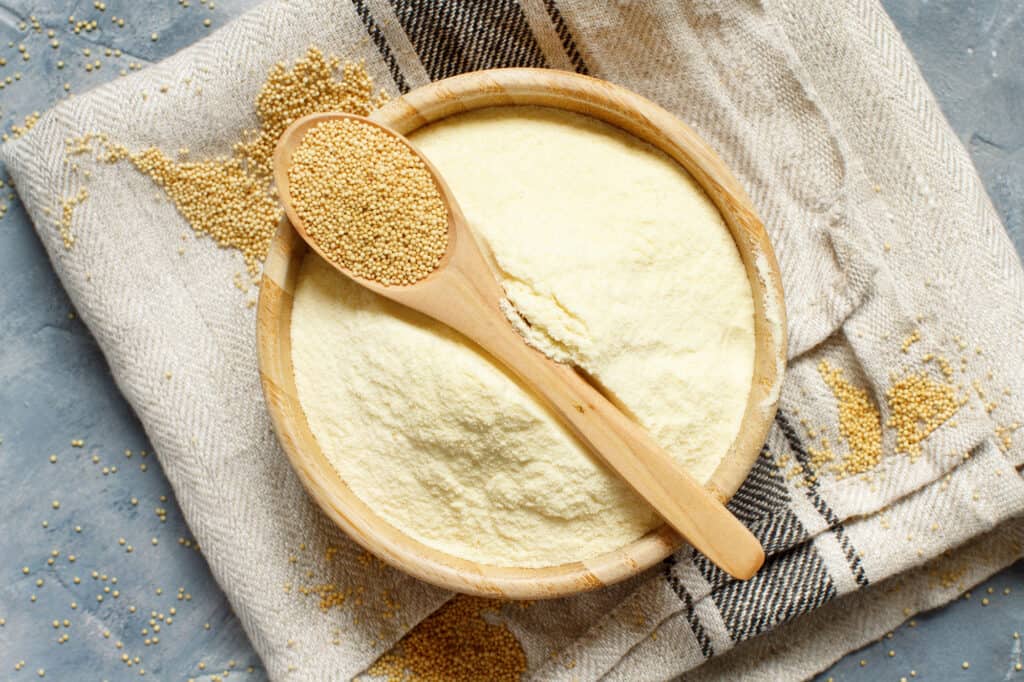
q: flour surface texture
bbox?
[290,106,755,567]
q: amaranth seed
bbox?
[288,118,448,286]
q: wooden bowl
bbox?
[257,68,787,599]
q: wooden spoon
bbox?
[273,112,765,580]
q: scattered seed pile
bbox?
[818,360,883,476]
[929,563,968,590]
[11,111,40,139]
[287,546,405,626]
[130,149,279,274]
[900,329,920,353]
[236,52,388,179]
[368,596,527,682]
[801,328,1000,482]
[58,188,89,248]
[995,422,1020,452]
[56,48,389,277]
[288,118,449,285]
[887,371,963,458]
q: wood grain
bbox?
[257,68,787,599]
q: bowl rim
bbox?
[256,67,787,599]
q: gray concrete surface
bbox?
[0,1,1019,680]
[0,3,268,680]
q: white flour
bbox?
[290,107,755,567]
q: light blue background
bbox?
[0,2,1019,680]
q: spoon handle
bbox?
[424,266,765,580]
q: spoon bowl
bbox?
[274,113,463,297]
[273,111,765,580]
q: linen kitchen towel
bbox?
[4,1,1024,679]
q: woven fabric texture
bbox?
[3,1,1023,679]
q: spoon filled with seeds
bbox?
[274,113,765,580]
